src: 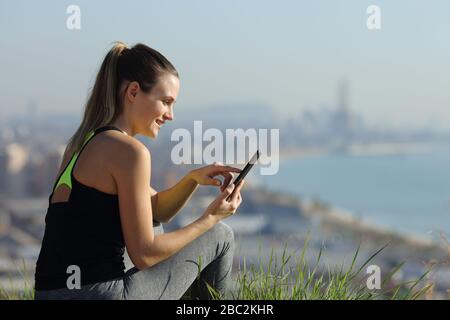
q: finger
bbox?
[229,193,241,214]
[207,168,235,191]
[220,172,234,192]
[208,166,238,177]
[212,165,242,174]
[207,178,222,187]
[234,179,245,193]
[228,186,241,203]
[228,190,239,204]
[236,193,242,205]
[220,183,235,201]
[225,165,242,173]
[228,179,245,203]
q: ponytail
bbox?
[65,41,178,156]
[65,42,128,156]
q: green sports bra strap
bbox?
[51,126,126,194]
[52,130,96,193]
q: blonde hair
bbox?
[65,41,178,156]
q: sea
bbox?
[254,143,450,241]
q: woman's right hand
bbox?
[202,179,245,223]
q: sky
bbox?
[1,0,449,131]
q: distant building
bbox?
[46,146,65,191]
[0,150,7,193]
[0,143,29,197]
[329,79,354,150]
[27,154,47,196]
[27,146,64,196]
[0,208,11,235]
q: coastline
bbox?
[279,141,446,161]
[300,200,441,250]
[245,183,446,254]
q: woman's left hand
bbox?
[189,162,242,191]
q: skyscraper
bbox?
[336,78,352,138]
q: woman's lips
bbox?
[155,119,165,127]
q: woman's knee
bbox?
[210,221,234,245]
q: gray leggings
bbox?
[34,221,235,300]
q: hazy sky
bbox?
[1,0,449,130]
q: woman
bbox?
[34,42,245,300]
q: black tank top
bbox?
[35,126,128,291]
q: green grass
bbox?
[0,259,35,300]
[1,241,432,300]
[206,239,433,300]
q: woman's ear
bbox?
[126,81,140,100]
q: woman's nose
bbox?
[164,111,174,121]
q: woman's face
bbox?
[129,73,180,138]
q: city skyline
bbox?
[1,1,449,131]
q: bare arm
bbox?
[150,164,241,223]
[145,180,244,271]
[111,141,220,270]
[150,173,198,223]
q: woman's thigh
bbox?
[122,221,234,300]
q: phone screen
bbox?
[226,150,260,201]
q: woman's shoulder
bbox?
[99,130,149,153]
[97,130,151,172]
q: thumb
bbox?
[219,183,235,200]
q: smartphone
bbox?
[226,150,260,201]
